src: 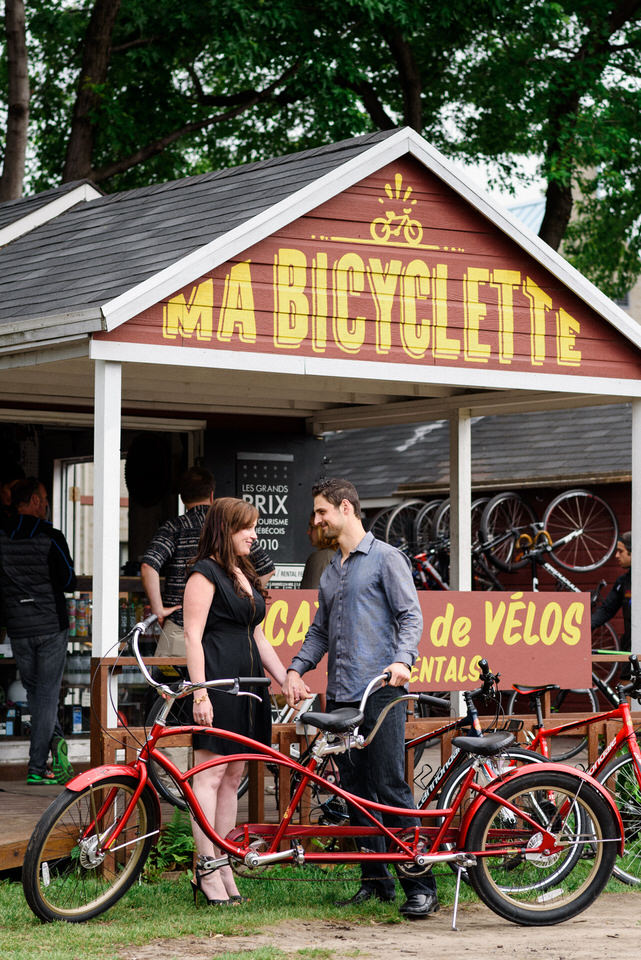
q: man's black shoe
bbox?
[399,892,440,919]
[335,886,396,907]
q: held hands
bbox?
[385,662,411,686]
[283,670,312,709]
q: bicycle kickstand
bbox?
[452,864,464,931]
[451,854,476,931]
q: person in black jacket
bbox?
[591,531,631,677]
[0,477,77,784]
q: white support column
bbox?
[631,401,641,656]
[449,409,472,718]
[449,408,472,591]
[93,360,122,680]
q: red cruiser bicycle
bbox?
[23,616,622,928]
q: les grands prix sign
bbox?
[263,589,591,692]
[96,158,640,380]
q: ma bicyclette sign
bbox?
[262,590,591,691]
[96,158,640,381]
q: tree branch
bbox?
[90,62,301,183]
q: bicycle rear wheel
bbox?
[505,687,598,761]
[479,492,537,572]
[465,769,618,925]
[22,776,159,922]
[543,489,618,572]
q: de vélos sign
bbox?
[262,590,591,692]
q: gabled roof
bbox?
[0,130,396,332]
[323,404,632,500]
[1,126,640,368]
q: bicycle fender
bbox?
[458,762,624,854]
[63,764,162,828]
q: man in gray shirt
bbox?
[284,478,438,919]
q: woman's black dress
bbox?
[190,557,271,755]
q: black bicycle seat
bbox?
[300,707,363,733]
[511,683,560,695]
[451,732,515,756]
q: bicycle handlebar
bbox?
[128,616,271,700]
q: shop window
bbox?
[53,458,129,575]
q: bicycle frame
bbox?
[83,717,618,870]
[522,677,641,785]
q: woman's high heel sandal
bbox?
[190,861,229,907]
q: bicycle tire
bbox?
[384,499,425,553]
[595,751,641,885]
[413,499,443,550]
[465,769,618,925]
[505,687,598,761]
[591,620,620,687]
[435,747,548,881]
[22,775,158,923]
[543,489,618,572]
[367,505,394,540]
[145,695,191,811]
[479,492,537,572]
[433,496,491,548]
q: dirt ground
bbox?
[118,892,639,960]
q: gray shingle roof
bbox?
[0,180,96,232]
[0,130,398,325]
[322,404,632,499]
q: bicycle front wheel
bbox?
[505,687,598,761]
[591,620,620,686]
[596,752,641,885]
[479,492,537,572]
[384,499,425,553]
[543,489,618,572]
[22,776,159,922]
[465,769,618,925]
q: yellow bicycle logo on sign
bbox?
[370,173,423,246]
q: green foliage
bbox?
[143,807,194,880]
[3,0,641,289]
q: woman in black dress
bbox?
[184,497,287,905]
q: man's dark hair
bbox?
[11,476,42,507]
[312,477,361,518]
[179,466,215,504]
[621,530,632,553]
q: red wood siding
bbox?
[95,157,641,381]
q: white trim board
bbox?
[98,127,641,357]
[0,183,102,247]
[89,338,641,399]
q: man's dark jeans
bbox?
[328,685,436,899]
[10,628,67,776]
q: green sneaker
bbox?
[51,735,74,783]
[26,770,57,784]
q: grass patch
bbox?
[0,864,475,960]
[3,861,639,960]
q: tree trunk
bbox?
[62,0,122,183]
[0,0,30,202]
[538,179,573,251]
[386,31,422,133]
